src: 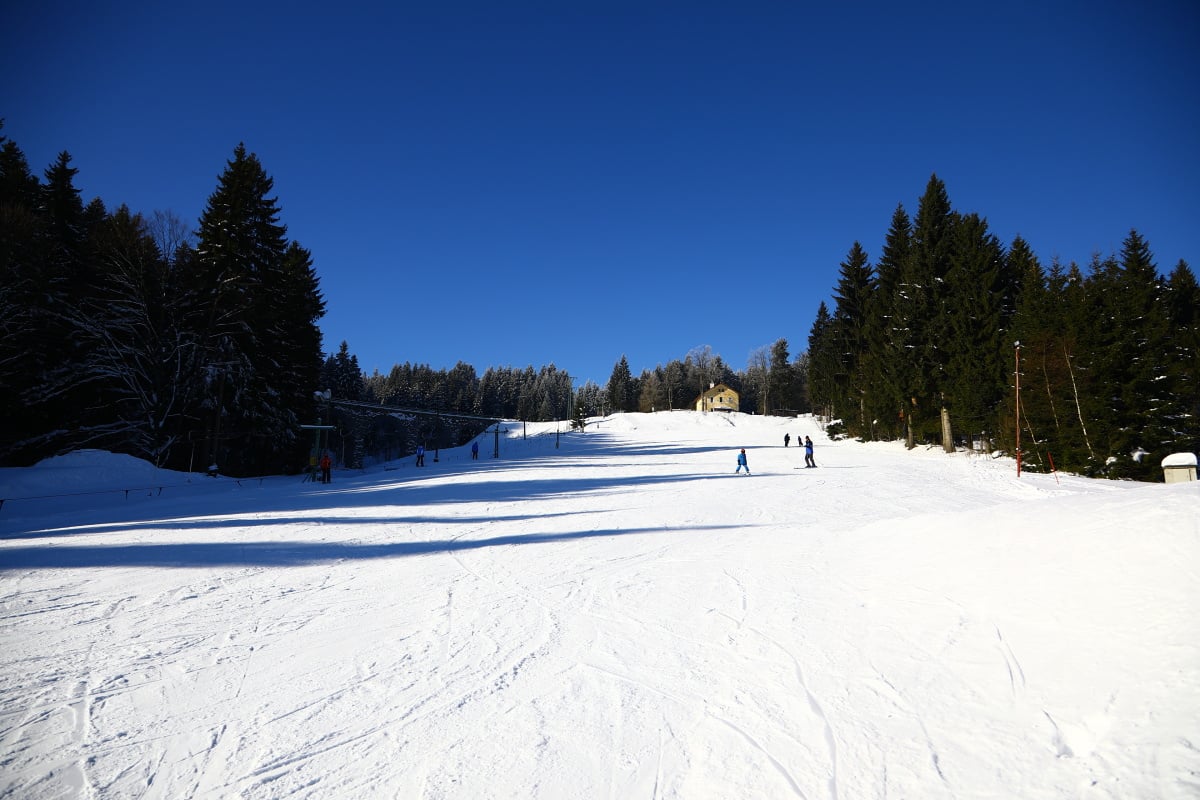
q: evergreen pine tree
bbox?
[191,144,323,475]
[571,397,588,430]
[40,152,87,282]
[1005,237,1061,468]
[575,380,604,417]
[1110,231,1170,478]
[829,242,874,436]
[1052,260,1102,470]
[806,302,838,419]
[8,151,104,461]
[903,174,955,446]
[324,341,364,401]
[517,365,538,419]
[1075,253,1129,474]
[1066,233,1170,478]
[478,367,503,417]
[1162,260,1200,457]
[447,361,480,414]
[268,241,327,466]
[768,338,797,413]
[862,204,911,441]
[0,131,47,463]
[607,355,634,413]
[942,212,1007,448]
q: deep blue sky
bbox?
[6,1,1198,387]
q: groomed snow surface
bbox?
[1,412,1198,799]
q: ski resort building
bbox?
[695,383,739,413]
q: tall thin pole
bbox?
[1015,341,1022,477]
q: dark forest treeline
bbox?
[1,128,325,476]
[318,349,583,468]
[323,342,575,422]
[804,174,1199,481]
[0,126,594,475]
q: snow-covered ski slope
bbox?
[2,411,1197,799]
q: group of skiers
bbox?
[738,434,816,474]
[322,436,815,483]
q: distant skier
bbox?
[416,444,426,467]
[471,441,479,460]
[784,433,790,448]
[804,436,816,468]
[320,452,332,483]
[736,448,750,475]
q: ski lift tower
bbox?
[300,389,335,481]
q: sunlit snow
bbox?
[2,412,1197,799]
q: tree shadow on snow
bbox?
[0,429,755,540]
[0,510,590,540]
[0,523,749,570]
[1,471,728,540]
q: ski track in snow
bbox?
[1,411,1198,799]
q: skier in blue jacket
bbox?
[736,448,750,475]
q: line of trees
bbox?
[805,174,1198,480]
[5,120,1192,483]
[356,359,576,422]
[1,125,325,476]
[317,354,579,467]
[316,337,812,447]
[598,344,808,417]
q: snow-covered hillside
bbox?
[2,412,1197,799]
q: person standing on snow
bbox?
[471,441,479,460]
[319,452,332,483]
[736,448,750,475]
[804,436,816,468]
[784,433,790,448]
[416,444,426,467]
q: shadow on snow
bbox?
[2,470,731,540]
[0,523,748,570]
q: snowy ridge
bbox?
[1,412,1198,799]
